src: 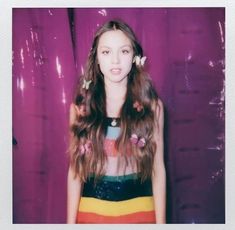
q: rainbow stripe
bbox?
[77,211,155,224]
[104,126,120,156]
[76,125,156,223]
[77,174,156,223]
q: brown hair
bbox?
[69,20,159,182]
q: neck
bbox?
[105,81,127,100]
[105,82,127,117]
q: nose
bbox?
[111,52,120,64]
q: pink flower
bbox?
[133,101,143,112]
[130,133,146,148]
[79,141,92,155]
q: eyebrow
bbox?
[99,45,132,49]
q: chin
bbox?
[112,77,128,84]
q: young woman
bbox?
[67,19,166,224]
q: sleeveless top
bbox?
[76,118,156,224]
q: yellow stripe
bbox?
[79,196,155,216]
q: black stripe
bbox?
[104,117,121,127]
[82,177,153,201]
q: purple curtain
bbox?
[13,8,225,223]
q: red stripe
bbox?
[104,139,133,157]
[77,211,156,224]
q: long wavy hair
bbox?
[69,20,159,182]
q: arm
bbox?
[67,166,82,224]
[67,103,82,224]
[152,99,166,223]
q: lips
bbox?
[110,68,121,75]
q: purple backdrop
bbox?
[12,8,225,223]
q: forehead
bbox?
[98,29,132,47]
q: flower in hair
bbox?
[82,79,92,90]
[130,133,146,148]
[79,141,92,155]
[133,100,143,112]
[133,55,147,67]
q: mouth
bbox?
[110,68,121,75]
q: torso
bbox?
[76,117,156,224]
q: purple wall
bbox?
[13,8,76,223]
[12,8,225,223]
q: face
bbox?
[97,30,134,85]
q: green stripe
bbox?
[83,175,152,201]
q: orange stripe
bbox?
[104,139,133,157]
[77,211,156,224]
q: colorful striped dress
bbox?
[77,118,156,224]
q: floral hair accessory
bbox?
[130,133,146,148]
[133,55,147,67]
[82,79,92,90]
[133,100,143,112]
[79,141,92,155]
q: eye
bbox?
[122,49,130,54]
[102,50,110,55]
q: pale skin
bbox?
[152,99,166,223]
[67,104,82,224]
[67,29,166,223]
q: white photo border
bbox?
[0,0,234,230]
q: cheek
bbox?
[124,54,134,63]
[99,60,106,67]
[98,61,109,75]
[124,57,134,70]
[97,56,105,70]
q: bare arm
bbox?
[67,103,82,224]
[152,99,166,223]
[67,166,82,223]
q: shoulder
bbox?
[151,98,164,133]
[156,98,164,112]
[152,98,164,118]
[69,103,77,118]
[69,103,81,127]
